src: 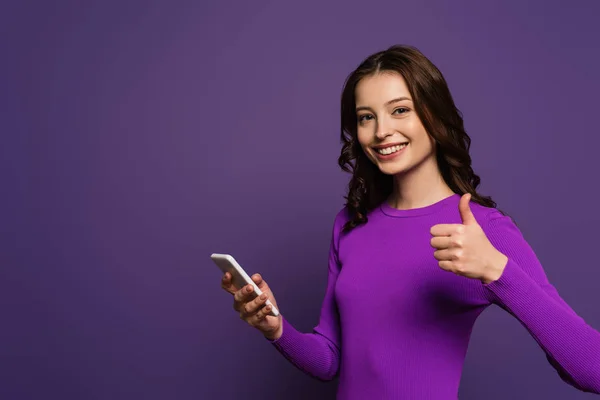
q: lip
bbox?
[372,142,408,161]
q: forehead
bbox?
[355,72,410,105]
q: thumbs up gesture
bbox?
[430,193,508,284]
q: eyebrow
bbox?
[355,96,412,112]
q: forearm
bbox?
[484,259,600,393]
[268,316,340,381]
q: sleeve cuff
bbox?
[265,315,294,345]
[483,258,549,310]
[483,258,534,299]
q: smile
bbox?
[375,143,407,155]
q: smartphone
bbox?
[210,253,280,317]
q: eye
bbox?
[393,107,409,115]
[357,114,374,123]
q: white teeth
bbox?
[376,143,407,155]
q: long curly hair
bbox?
[338,44,498,232]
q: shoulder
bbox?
[331,206,352,235]
[471,202,535,256]
[324,207,352,258]
[471,202,550,284]
[470,202,519,234]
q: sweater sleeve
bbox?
[266,211,346,381]
[481,210,600,393]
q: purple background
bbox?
[2,1,599,399]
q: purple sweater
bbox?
[269,194,600,399]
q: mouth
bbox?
[373,143,408,156]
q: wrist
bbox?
[482,251,508,284]
[264,323,283,341]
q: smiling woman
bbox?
[338,45,496,232]
[219,44,600,400]
[355,73,440,197]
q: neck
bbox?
[388,156,455,210]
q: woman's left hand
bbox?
[430,193,508,284]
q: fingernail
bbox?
[260,294,267,300]
[246,286,252,292]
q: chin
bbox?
[377,162,409,176]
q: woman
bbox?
[220,45,600,399]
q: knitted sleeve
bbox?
[266,210,346,381]
[482,210,600,393]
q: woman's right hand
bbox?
[221,272,283,340]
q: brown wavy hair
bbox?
[338,44,498,232]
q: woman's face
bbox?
[355,72,436,176]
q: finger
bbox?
[433,248,454,261]
[430,224,465,237]
[459,193,477,225]
[255,303,273,323]
[251,273,270,291]
[438,260,453,271]
[233,284,255,305]
[432,235,465,250]
[243,293,268,316]
[430,236,452,249]
[221,273,237,295]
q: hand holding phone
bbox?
[212,253,283,340]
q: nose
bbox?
[375,116,394,140]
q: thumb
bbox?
[252,273,269,290]
[252,273,263,285]
[459,193,477,225]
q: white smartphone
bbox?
[210,253,280,317]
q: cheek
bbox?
[406,122,432,150]
[356,129,371,149]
